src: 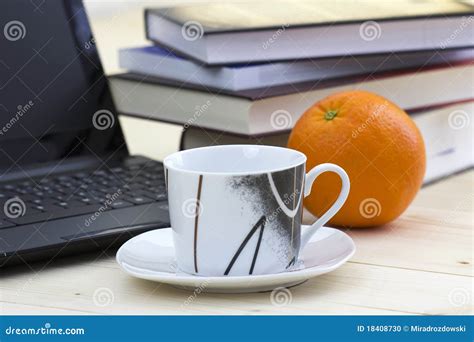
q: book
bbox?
[180,126,289,150]
[179,101,474,184]
[145,0,474,65]
[119,46,474,92]
[110,62,474,136]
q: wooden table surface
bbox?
[1,170,472,315]
[1,3,472,316]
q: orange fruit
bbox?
[288,90,426,227]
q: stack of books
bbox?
[110,0,474,183]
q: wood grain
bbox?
[1,250,471,315]
[2,169,473,316]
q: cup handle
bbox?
[300,163,350,248]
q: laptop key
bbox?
[131,190,166,201]
[2,184,16,191]
[52,194,68,202]
[110,200,134,209]
[72,199,92,206]
[73,172,89,179]
[124,196,154,205]
[33,204,66,213]
[78,197,101,205]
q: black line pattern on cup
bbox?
[287,256,296,268]
[193,174,203,273]
[224,215,266,276]
[225,165,305,273]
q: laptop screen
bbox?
[0,0,127,172]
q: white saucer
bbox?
[116,227,355,293]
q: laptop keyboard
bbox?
[0,160,167,228]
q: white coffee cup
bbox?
[164,145,350,277]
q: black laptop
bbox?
[0,0,170,267]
